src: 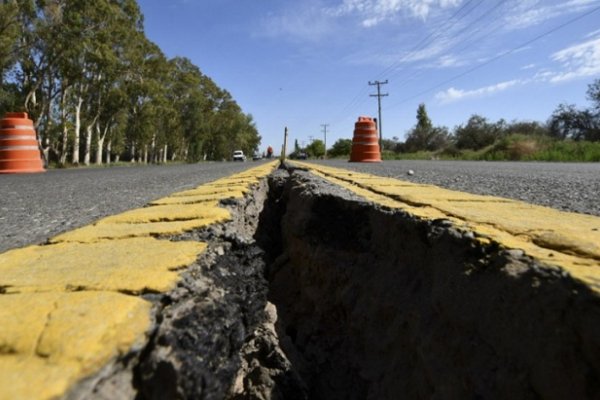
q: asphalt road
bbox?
[308,159,600,218]
[2,159,599,253]
[0,161,266,253]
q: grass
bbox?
[380,136,600,162]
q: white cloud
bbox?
[548,35,600,82]
[435,79,522,103]
[435,54,467,68]
[259,6,335,42]
[505,0,600,30]
[330,0,463,27]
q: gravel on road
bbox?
[0,162,264,253]
[2,159,599,254]
[307,159,600,218]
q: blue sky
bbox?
[137,0,600,153]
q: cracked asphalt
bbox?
[0,162,266,253]
[309,159,600,217]
[2,159,599,254]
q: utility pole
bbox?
[281,126,288,162]
[369,80,388,150]
[321,123,329,158]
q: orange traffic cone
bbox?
[349,116,381,162]
[0,112,45,174]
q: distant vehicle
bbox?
[232,150,246,162]
[298,152,307,160]
[252,153,262,161]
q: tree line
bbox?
[329,79,600,160]
[0,0,260,166]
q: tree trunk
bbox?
[150,133,156,163]
[72,96,83,165]
[59,87,70,166]
[106,140,112,165]
[95,124,106,165]
[143,145,148,164]
[130,142,136,162]
[83,123,93,166]
[163,144,168,163]
[59,124,69,166]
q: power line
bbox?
[374,0,484,80]
[388,4,600,108]
[330,0,483,127]
[369,80,389,148]
[390,0,508,90]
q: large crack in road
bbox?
[66,163,600,399]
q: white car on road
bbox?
[232,150,246,162]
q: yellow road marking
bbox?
[150,190,247,205]
[0,238,206,294]
[292,162,600,293]
[0,160,278,400]
[167,184,250,197]
[50,218,222,243]
[0,292,150,400]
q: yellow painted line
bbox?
[150,190,247,205]
[292,161,600,293]
[168,184,250,197]
[99,201,229,224]
[0,238,206,294]
[0,160,278,400]
[0,292,150,400]
[50,218,221,242]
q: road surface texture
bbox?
[0,160,599,399]
[0,161,265,253]
[309,159,600,217]
[3,159,598,254]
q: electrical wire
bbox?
[390,0,508,90]
[387,4,600,109]
[330,0,484,126]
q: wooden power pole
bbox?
[321,123,329,158]
[369,80,388,150]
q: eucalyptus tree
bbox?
[12,0,65,145]
[55,0,144,165]
[166,57,211,162]
[122,35,171,163]
[0,0,20,114]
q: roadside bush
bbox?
[534,140,600,162]
[482,134,542,160]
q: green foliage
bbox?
[404,103,449,152]
[587,78,600,110]
[532,140,600,162]
[453,115,505,150]
[442,135,600,162]
[306,139,326,158]
[549,80,600,142]
[549,103,600,141]
[0,1,19,89]
[381,150,436,160]
[328,138,352,157]
[405,125,449,152]
[0,1,260,166]
[416,103,432,131]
